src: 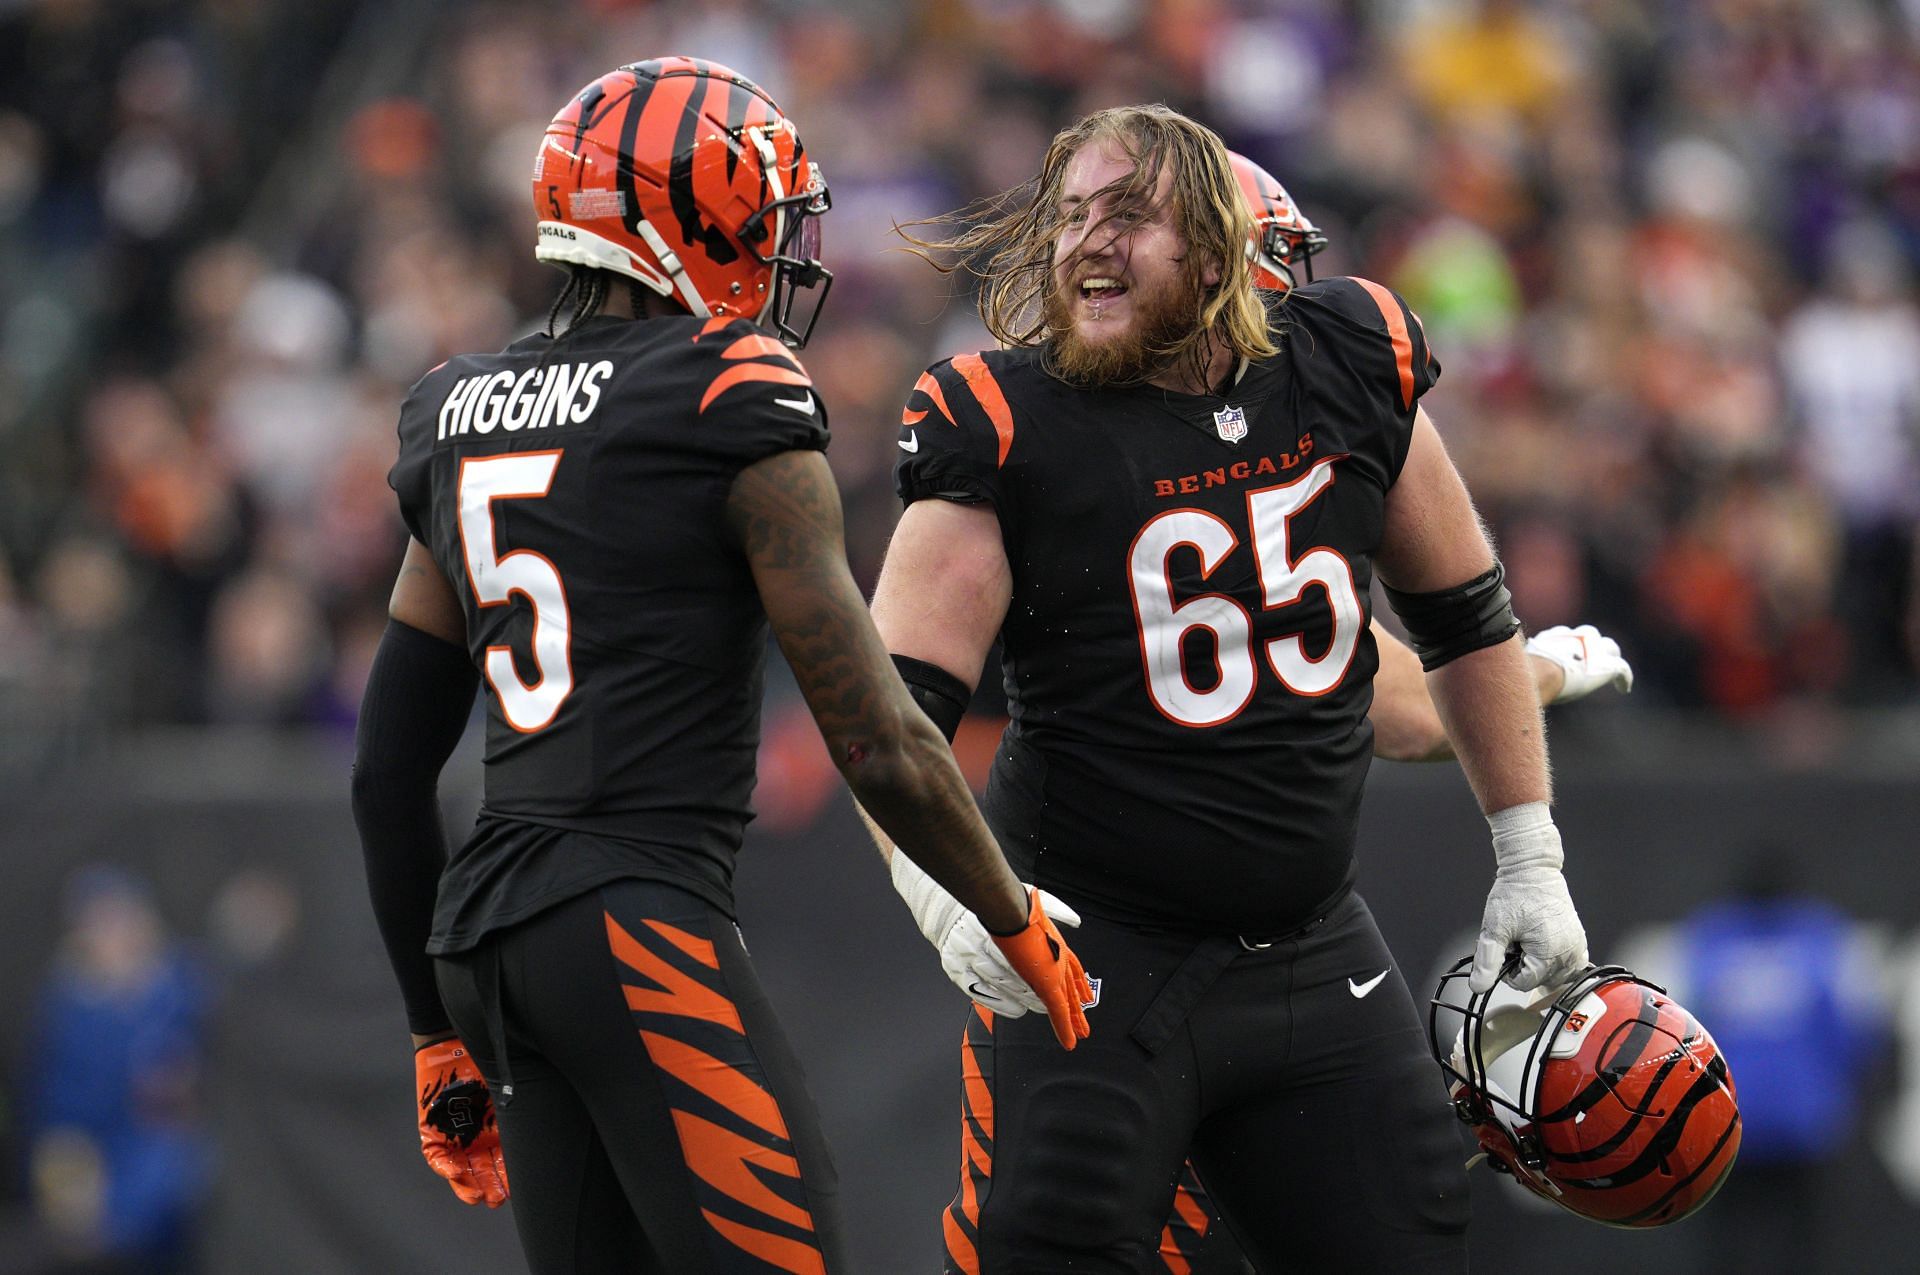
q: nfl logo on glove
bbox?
[1213,404,1247,443]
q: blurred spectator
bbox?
[1780,217,1920,700]
[1671,845,1893,1275]
[20,867,212,1275]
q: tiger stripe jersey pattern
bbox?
[608,911,830,1271]
[943,1008,997,1275]
[434,879,846,1274]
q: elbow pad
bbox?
[1383,563,1521,672]
[891,653,970,743]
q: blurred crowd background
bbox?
[2,0,1919,1271]
[2,0,1918,763]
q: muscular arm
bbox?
[858,499,1012,867]
[388,537,466,643]
[1376,410,1548,812]
[1369,620,1566,763]
[725,452,1028,935]
[352,539,476,1048]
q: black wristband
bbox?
[1383,562,1522,672]
[891,653,970,743]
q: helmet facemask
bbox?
[1253,218,1330,292]
[738,132,832,347]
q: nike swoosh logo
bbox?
[966,981,995,1001]
[774,393,816,416]
[1348,970,1389,999]
[898,431,920,453]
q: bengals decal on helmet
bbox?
[532,57,832,346]
[1227,151,1328,294]
[1429,959,1741,1229]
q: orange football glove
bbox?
[415,1038,509,1207]
[988,890,1094,1050]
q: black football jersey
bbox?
[894,277,1438,935]
[389,314,828,951]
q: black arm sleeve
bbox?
[350,619,479,1035]
[1382,562,1521,671]
[891,653,970,743]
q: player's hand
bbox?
[1472,803,1588,996]
[889,849,1083,1018]
[941,889,1083,1019]
[415,1038,509,1207]
[989,890,1094,1050]
[1526,624,1633,704]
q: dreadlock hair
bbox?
[544,267,657,337]
[898,104,1275,390]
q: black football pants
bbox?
[436,879,845,1274]
[943,890,1470,1274]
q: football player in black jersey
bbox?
[349,59,1091,1275]
[889,149,1636,1274]
[867,105,1594,1273]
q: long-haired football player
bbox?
[349,58,1091,1274]
[867,104,1593,1272]
[886,150,1638,1273]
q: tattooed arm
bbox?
[725,450,1029,935]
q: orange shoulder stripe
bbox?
[693,317,734,341]
[723,333,802,368]
[1350,278,1415,411]
[910,370,956,427]
[700,363,812,413]
[949,354,1015,466]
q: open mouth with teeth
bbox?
[1079,276,1129,303]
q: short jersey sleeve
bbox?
[681,318,830,466]
[388,362,453,544]
[894,355,1014,509]
[1288,277,1441,479]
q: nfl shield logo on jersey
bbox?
[1213,404,1248,443]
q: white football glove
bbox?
[889,849,1081,1018]
[1471,802,1589,996]
[1526,624,1633,704]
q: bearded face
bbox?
[1045,138,1215,386]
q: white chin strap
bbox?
[632,218,711,318]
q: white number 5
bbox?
[1129,456,1361,728]
[457,451,573,732]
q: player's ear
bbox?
[1198,243,1223,290]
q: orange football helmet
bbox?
[1429,958,1741,1228]
[1228,151,1327,293]
[532,57,831,345]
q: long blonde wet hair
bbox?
[900,104,1275,388]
